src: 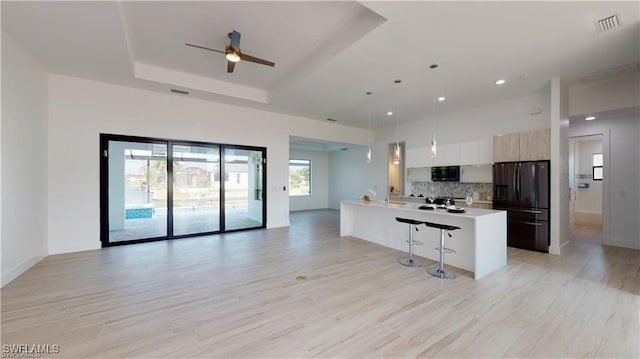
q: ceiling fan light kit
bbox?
[225,49,241,63]
[186,29,275,73]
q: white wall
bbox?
[289,150,329,211]
[574,139,603,225]
[47,74,367,254]
[329,144,387,209]
[569,73,640,117]
[1,32,49,286]
[550,77,570,255]
[570,114,640,249]
[385,90,551,148]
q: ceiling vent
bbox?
[594,13,622,33]
[170,88,189,95]
[578,63,640,84]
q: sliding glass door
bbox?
[100,135,266,246]
[223,147,265,231]
[105,140,168,242]
[172,144,221,236]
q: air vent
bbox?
[594,13,622,33]
[326,118,337,122]
[170,88,189,95]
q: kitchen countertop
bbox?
[344,200,502,218]
[340,200,507,280]
[391,195,493,205]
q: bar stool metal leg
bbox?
[398,223,423,267]
[427,229,456,279]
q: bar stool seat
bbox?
[423,221,461,279]
[395,217,424,267]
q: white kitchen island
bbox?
[340,200,507,280]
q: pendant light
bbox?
[430,97,437,158]
[366,91,373,163]
[393,79,401,165]
[429,64,439,158]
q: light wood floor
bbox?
[2,210,638,358]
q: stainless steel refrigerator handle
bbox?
[515,163,521,202]
[519,221,543,226]
[509,209,543,214]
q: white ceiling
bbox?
[2,1,639,133]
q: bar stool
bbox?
[395,217,424,267]
[423,221,461,279]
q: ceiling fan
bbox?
[185,30,275,73]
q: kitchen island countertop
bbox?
[340,200,507,280]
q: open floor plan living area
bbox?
[2,211,639,357]
[2,1,639,358]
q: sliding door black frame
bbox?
[100,133,267,247]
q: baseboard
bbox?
[604,238,640,250]
[549,239,571,256]
[1,255,47,287]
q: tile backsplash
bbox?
[411,182,493,200]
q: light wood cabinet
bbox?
[519,128,551,161]
[493,132,520,162]
[494,129,550,162]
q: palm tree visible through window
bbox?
[289,159,311,196]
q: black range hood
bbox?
[431,166,460,182]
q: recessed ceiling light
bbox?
[585,116,596,121]
[495,79,506,85]
[387,111,393,116]
[437,96,446,102]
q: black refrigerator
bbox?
[493,161,550,252]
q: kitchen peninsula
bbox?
[340,200,507,279]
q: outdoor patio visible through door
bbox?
[100,134,266,246]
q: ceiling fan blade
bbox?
[227,60,236,73]
[185,43,225,54]
[229,30,241,49]
[240,53,275,67]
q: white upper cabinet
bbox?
[476,139,494,164]
[459,142,476,165]
[405,147,430,168]
[406,167,431,182]
[407,139,493,168]
[460,164,493,183]
[430,143,460,166]
[434,140,493,166]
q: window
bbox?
[592,153,603,181]
[289,159,311,196]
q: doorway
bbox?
[100,134,266,246]
[388,142,405,195]
[569,135,603,238]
